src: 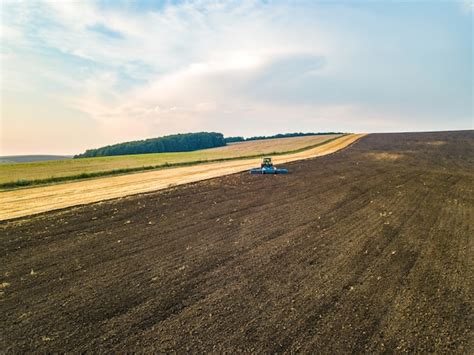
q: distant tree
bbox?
[74,132,226,158]
[224,136,245,143]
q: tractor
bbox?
[250,157,288,174]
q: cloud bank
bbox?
[1,0,472,154]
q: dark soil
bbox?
[1,131,473,353]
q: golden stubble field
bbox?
[0,134,341,185]
[0,134,363,220]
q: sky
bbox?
[0,0,472,155]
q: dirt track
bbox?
[1,131,473,352]
[0,134,363,221]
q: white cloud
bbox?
[461,0,473,13]
[4,0,332,138]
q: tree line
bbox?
[75,132,226,158]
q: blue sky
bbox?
[1,0,472,155]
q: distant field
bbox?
[0,134,361,220]
[0,155,73,164]
[0,134,340,186]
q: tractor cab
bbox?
[261,157,273,168]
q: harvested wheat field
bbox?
[1,131,473,352]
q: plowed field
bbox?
[1,131,473,352]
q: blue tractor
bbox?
[250,157,289,174]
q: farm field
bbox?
[0,155,73,164]
[0,134,340,186]
[0,134,362,221]
[1,131,473,352]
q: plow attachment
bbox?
[250,167,288,174]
